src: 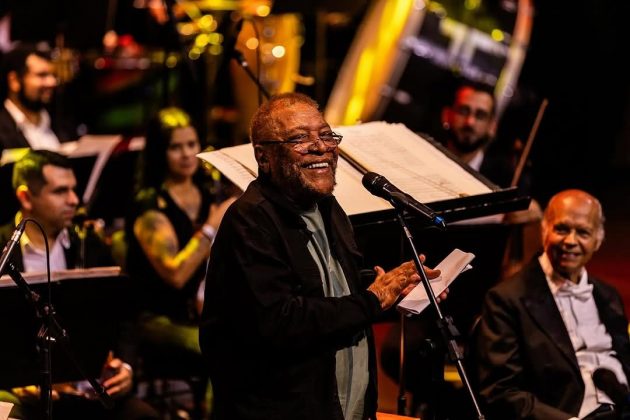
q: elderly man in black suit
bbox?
[473,189,630,419]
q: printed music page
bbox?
[197,121,495,216]
[335,121,492,202]
[0,266,122,287]
[67,135,123,204]
[198,145,257,192]
[198,144,390,216]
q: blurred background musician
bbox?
[0,149,157,419]
[379,80,542,417]
[0,43,79,153]
[124,106,235,417]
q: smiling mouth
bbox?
[304,162,329,169]
[559,251,581,259]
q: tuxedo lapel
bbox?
[521,262,580,372]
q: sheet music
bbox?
[68,135,122,204]
[197,144,391,216]
[198,145,257,192]
[0,401,13,420]
[197,121,498,217]
[0,136,122,205]
[336,121,492,202]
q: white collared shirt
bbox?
[20,226,70,273]
[467,149,485,172]
[539,253,627,418]
[4,98,60,150]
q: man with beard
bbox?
[440,83,507,184]
[199,92,445,420]
[0,44,64,152]
[380,83,541,417]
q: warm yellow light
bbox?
[256,5,271,17]
[198,15,214,30]
[179,23,195,36]
[189,49,201,60]
[464,0,481,11]
[208,32,221,45]
[195,33,210,48]
[271,45,285,58]
[165,55,179,68]
[209,45,223,55]
[246,37,259,50]
[491,29,504,42]
[261,43,273,55]
[428,2,446,17]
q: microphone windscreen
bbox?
[361,172,385,194]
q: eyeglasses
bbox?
[257,132,343,154]
[453,105,492,122]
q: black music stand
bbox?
[0,272,127,389]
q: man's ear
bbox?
[16,185,32,211]
[7,71,21,94]
[594,227,605,251]
[254,145,270,174]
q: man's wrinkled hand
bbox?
[367,254,441,310]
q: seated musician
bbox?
[0,149,158,419]
[380,81,542,417]
[0,43,79,154]
[473,189,630,419]
[124,107,235,416]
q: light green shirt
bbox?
[302,205,369,420]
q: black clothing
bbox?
[125,185,212,324]
[200,178,382,420]
[473,259,630,419]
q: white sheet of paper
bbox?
[196,121,496,217]
[0,402,14,420]
[197,145,390,216]
[397,248,475,315]
[0,266,121,287]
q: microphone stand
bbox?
[4,261,113,419]
[391,206,485,420]
[232,49,271,100]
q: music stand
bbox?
[0,271,127,389]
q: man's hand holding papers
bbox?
[397,249,475,315]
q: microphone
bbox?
[593,368,630,410]
[362,172,446,229]
[0,219,27,276]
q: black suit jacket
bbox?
[0,106,30,152]
[0,104,79,155]
[473,258,630,419]
[200,178,381,420]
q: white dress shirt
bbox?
[20,227,70,273]
[4,98,60,150]
[539,253,627,418]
